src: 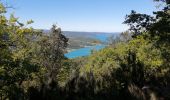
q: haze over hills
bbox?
[63,31,120,50]
[44,30,120,51]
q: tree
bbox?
[0,2,42,99]
[35,25,68,86]
[123,0,170,99]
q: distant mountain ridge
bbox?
[43,30,120,50]
[43,30,120,37]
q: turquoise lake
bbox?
[65,45,105,58]
[64,34,111,59]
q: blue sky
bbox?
[6,0,157,32]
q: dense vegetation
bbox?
[0,0,170,100]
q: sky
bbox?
[5,0,157,32]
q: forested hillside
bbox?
[0,0,170,100]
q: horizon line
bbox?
[42,29,122,33]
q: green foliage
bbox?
[0,0,170,99]
[80,44,126,80]
[0,2,42,99]
[128,36,163,69]
[33,25,68,86]
[79,35,164,88]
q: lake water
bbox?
[65,45,105,58]
[65,33,112,59]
